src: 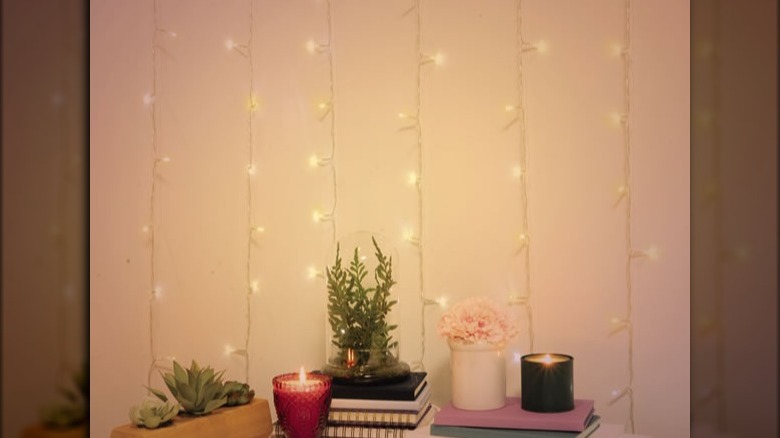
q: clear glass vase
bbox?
[321,345,410,385]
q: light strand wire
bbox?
[242,0,256,385]
[514,0,535,353]
[618,0,636,432]
[147,0,161,387]
[325,0,338,245]
[412,0,429,371]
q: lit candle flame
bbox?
[346,349,356,368]
[299,366,307,384]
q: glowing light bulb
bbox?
[403,227,419,244]
[312,210,332,223]
[318,101,331,110]
[617,184,629,195]
[610,112,627,126]
[308,154,319,168]
[518,233,529,244]
[142,225,150,233]
[644,246,660,260]
[225,39,236,51]
[152,286,162,299]
[252,226,265,234]
[432,52,445,65]
[407,172,420,186]
[437,297,449,308]
[250,280,259,294]
[157,156,171,164]
[505,104,517,112]
[610,42,627,57]
[397,112,417,120]
[247,164,256,175]
[306,39,318,54]
[307,266,323,279]
[247,95,259,112]
[523,41,548,53]
[143,93,155,106]
[511,165,523,179]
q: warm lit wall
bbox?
[91,1,689,437]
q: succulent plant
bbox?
[129,398,179,429]
[148,360,227,416]
[223,381,255,407]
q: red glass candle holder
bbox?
[273,371,332,438]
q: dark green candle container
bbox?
[521,353,574,413]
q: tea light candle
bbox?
[521,353,574,412]
[272,367,332,438]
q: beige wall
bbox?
[91,1,689,437]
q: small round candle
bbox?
[521,353,574,413]
[273,367,332,438]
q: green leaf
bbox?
[146,386,168,402]
[173,361,187,384]
[203,397,227,415]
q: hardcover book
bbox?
[332,372,428,401]
[433,398,595,432]
[429,415,601,438]
[329,403,433,429]
[331,384,431,411]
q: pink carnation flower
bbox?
[437,297,520,345]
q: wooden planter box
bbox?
[21,425,86,438]
[111,399,272,438]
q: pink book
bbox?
[433,398,595,432]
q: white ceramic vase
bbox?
[449,340,506,410]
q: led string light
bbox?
[145,0,176,387]
[225,0,259,384]
[606,0,648,433]
[504,0,538,354]
[400,0,447,372]
[307,0,339,247]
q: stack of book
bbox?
[273,372,433,438]
[430,398,600,438]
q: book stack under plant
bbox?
[430,398,600,438]
[273,372,433,438]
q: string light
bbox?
[144,0,177,388]
[312,209,333,223]
[521,40,548,53]
[612,0,637,432]
[307,266,325,280]
[399,0,443,371]
[225,0,257,384]
[504,0,536,353]
[420,51,445,66]
[308,154,332,168]
[306,0,338,249]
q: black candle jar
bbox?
[521,353,574,413]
